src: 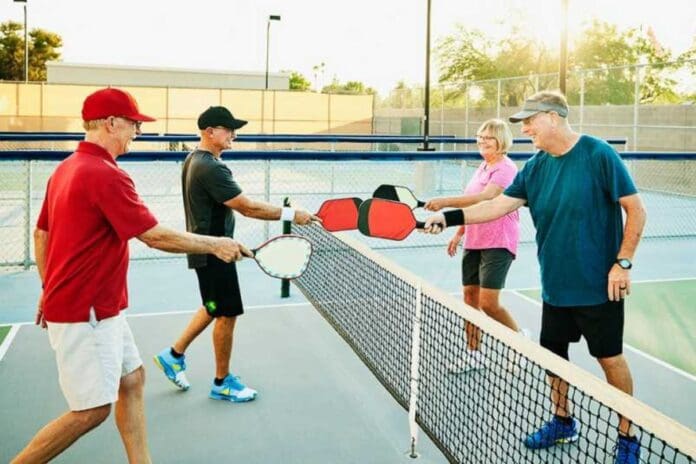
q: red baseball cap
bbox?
[82,88,156,122]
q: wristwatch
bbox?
[616,258,633,270]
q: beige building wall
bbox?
[0,82,374,136]
[46,62,290,91]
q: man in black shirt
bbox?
[154,106,318,402]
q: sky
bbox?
[1,0,695,94]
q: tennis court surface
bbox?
[1,224,694,463]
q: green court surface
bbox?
[0,325,9,347]
[518,279,696,376]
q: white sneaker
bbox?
[507,328,532,373]
[448,350,486,374]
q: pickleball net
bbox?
[292,222,695,463]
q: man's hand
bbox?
[424,198,448,212]
[447,233,463,257]
[422,214,446,234]
[211,237,249,263]
[608,264,631,302]
[35,291,47,329]
[293,209,321,226]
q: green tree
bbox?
[436,18,682,106]
[436,20,556,107]
[286,70,312,91]
[321,77,375,95]
[572,20,678,104]
[0,21,62,81]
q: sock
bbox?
[554,415,574,425]
[170,348,183,359]
[214,377,226,386]
[619,433,638,441]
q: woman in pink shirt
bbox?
[425,118,523,372]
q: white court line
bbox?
[4,301,313,326]
[0,302,313,360]
[0,325,21,363]
[510,290,696,383]
[125,301,312,319]
[512,276,696,293]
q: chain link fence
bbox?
[1,150,695,270]
[375,60,696,153]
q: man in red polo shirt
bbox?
[12,88,248,464]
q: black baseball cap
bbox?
[197,106,248,130]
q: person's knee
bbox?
[74,404,111,430]
[215,315,237,329]
[463,287,478,307]
[598,354,628,372]
[120,366,146,396]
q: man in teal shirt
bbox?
[424,91,646,464]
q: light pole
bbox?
[419,0,434,151]
[265,14,281,90]
[14,0,28,82]
[559,0,568,94]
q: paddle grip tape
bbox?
[443,210,465,227]
[281,207,295,222]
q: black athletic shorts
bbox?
[194,257,244,318]
[540,299,624,359]
[461,248,514,289]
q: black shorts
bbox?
[194,257,244,318]
[540,300,624,359]
[461,248,514,289]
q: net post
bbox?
[406,281,423,458]
[280,196,292,298]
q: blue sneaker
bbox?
[209,374,257,402]
[614,435,641,464]
[524,416,579,449]
[153,348,190,391]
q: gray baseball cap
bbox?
[509,99,569,123]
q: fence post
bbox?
[633,64,642,151]
[263,160,271,241]
[579,71,585,133]
[23,160,32,269]
[496,79,502,119]
[280,196,292,298]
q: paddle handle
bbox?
[415,221,425,229]
[417,200,426,208]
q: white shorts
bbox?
[47,310,142,411]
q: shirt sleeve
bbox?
[98,169,158,241]
[504,164,528,200]
[36,178,51,231]
[489,162,517,190]
[601,146,638,201]
[203,162,243,204]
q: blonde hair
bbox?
[477,118,513,154]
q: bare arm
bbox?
[224,194,319,225]
[225,194,282,220]
[425,183,505,211]
[607,193,647,301]
[462,194,525,224]
[137,224,248,262]
[616,193,647,260]
[424,194,525,233]
[34,228,48,284]
[33,228,49,328]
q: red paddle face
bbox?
[358,198,419,241]
[316,198,362,232]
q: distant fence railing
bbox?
[1,135,693,270]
